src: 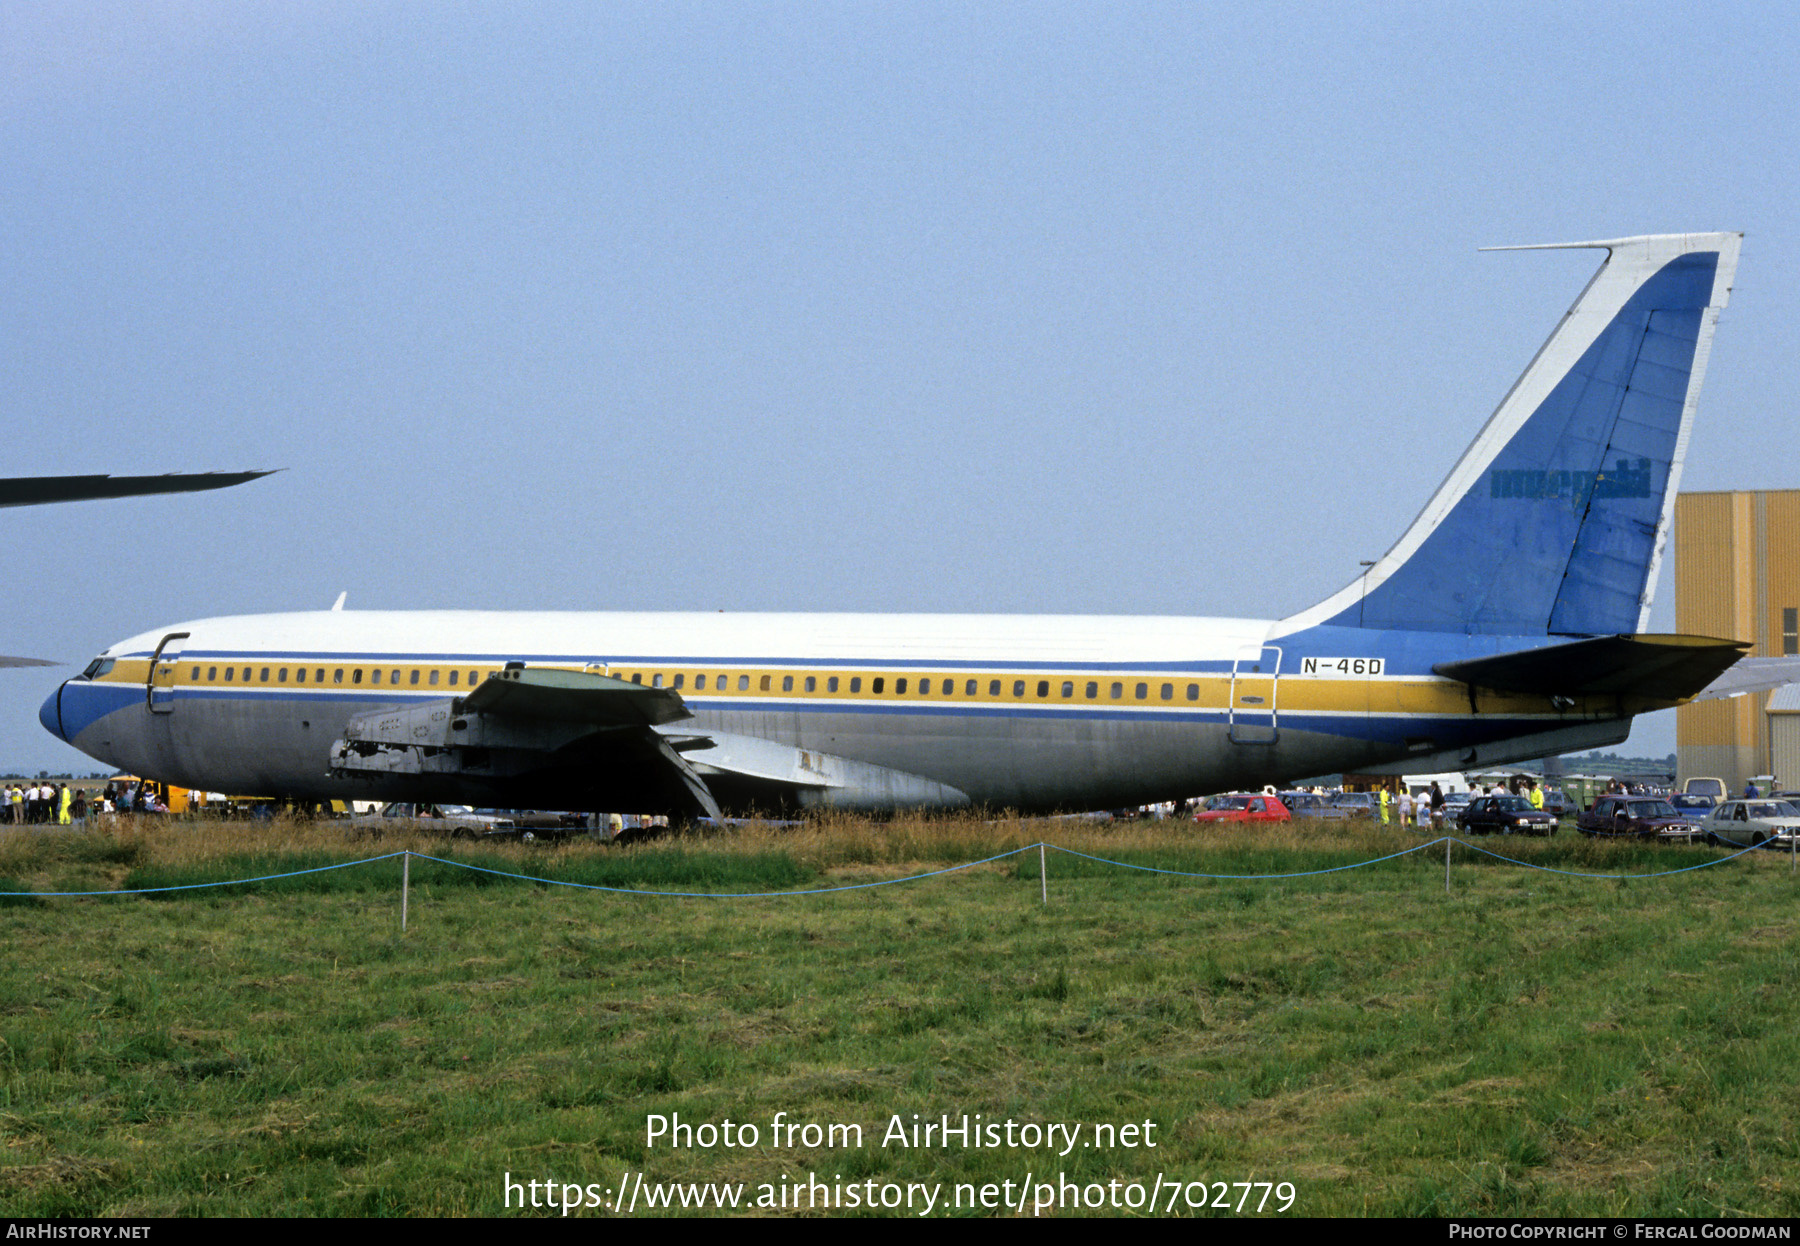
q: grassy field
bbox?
[0,814,1796,1218]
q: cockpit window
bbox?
[79,658,115,680]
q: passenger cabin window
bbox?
[1110,682,1123,699]
[782,675,793,692]
[189,666,199,681]
[410,670,420,685]
[828,676,839,692]
[1085,681,1097,699]
[739,675,750,691]
[989,680,1001,696]
[225,667,234,682]
[334,669,344,684]
[895,678,906,694]
[390,670,401,685]
[805,676,816,692]
[278,668,288,683]
[296,668,306,683]
[469,671,479,684]
[448,671,459,687]
[315,669,324,683]
[695,674,706,690]
[1135,682,1148,699]
[1186,683,1198,701]
[919,678,930,694]
[672,674,684,689]
[967,680,978,695]
[352,669,363,684]
[1061,681,1073,697]
[1013,680,1026,697]
[872,677,885,694]
[760,675,771,691]
[1037,680,1049,697]
[652,674,663,688]
[242,667,252,682]
[208,666,217,681]
[847,677,860,693]
[1161,683,1173,701]
[429,670,439,686]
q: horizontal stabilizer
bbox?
[462,666,691,727]
[1432,633,1749,701]
[1689,655,1800,702]
[0,654,59,668]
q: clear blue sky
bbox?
[4,2,1794,773]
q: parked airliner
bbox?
[41,234,1748,816]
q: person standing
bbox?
[1379,787,1391,825]
[1396,788,1413,826]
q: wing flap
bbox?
[463,666,692,726]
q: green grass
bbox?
[0,816,1796,1216]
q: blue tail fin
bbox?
[1282,232,1740,637]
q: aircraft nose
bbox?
[39,685,66,742]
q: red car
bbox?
[1193,794,1292,823]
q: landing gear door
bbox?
[147,632,189,714]
[1229,645,1281,745]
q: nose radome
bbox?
[39,685,66,742]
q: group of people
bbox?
[1374,777,1547,828]
[7,781,77,824]
[1382,781,1449,828]
[2,779,171,827]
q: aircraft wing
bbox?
[0,655,59,668]
[328,665,966,817]
[0,471,273,509]
[1687,656,1800,702]
[1432,633,1751,702]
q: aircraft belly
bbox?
[63,684,1628,813]
[691,707,1381,810]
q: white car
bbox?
[1702,800,1800,849]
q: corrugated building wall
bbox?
[1766,686,1800,794]
[1675,490,1800,792]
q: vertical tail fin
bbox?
[1280,232,1740,637]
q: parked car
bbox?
[1278,791,1351,820]
[469,808,589,842]
[1668,794,1716,828]
[1456,794,1557,836]
[1194,794,1292,824]
[1701,799,1800,849]
[1328,792,1379,820]
[1540,788,1576,817]
[369,802,514,835]
[1576,796,1700,843]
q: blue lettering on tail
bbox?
[1335,250,1720,636]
